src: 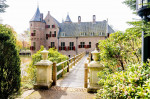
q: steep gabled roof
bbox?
[30,6,41,22]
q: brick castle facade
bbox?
[30,6,115,57]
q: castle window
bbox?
[33,30,36,33]
[31,30,36,36]
[80,42,85,48]
[54,31,56,37]
[50,31,51,37]
[89,42,91,48]
[52,25,55,28]
[45,25,50,28]
[51,42,55,48]
[33,42,36,50]
[46,34,48,40]
[69,42,74,50]
[61,42,65,50]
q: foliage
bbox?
[99,30,141,71]
[123,0,150,11]
[96,20,150,99]
[123,0,136,11]
[0,0,9,13]
[96,62,150,98]
[22,46,68,85]
[0,24,21,98]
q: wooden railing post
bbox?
[71,59,73,68]
[77,55,79,62]
[62,63,64,76]
[84,63,88,88]
[87,57,90,63]
[52,62,57,86]
[74,55,75,66]
[67,61,69,72]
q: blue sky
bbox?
[1,0,140,34]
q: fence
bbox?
[52,52,85,85]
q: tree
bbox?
[123,0,136,11]
[0,0,9,13]
[99,28,141,71]
[0,24,21,98]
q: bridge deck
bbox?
[56,55,88,88]
[24,55,95,99]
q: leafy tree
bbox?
[99,29,141,71]
[0,0,9,13]
[0,25,21,98]
[123,0,136,11]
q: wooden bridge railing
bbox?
[52,52,85,85]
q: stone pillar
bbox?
[87,48,104,93]
[34,48,53,89]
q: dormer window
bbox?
[80,33,86,36]
[62,32,65,37]
[91,32,94,36]
[102,32,105,35]
[99,32,102,36]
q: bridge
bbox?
[23,52,96,99]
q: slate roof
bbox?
[65,15,72,22]
[30,6,41,22]
[59,20,115,37]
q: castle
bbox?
[30,6,115,57]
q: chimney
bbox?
[93,15,96,23]
[78,16,81,24]
[40,13,43,21]
[48,11,50,15]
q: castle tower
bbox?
[30,6,46,54]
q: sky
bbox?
[1,0,140,34]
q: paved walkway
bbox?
[26,55,95,99]
[26,86,95,99]
[56,55,88,88]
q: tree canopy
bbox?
[0,24,21,98]
[0,0,9,13]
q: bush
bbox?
[0,25,21,98]
[22,46,68,85]
[96,62,150,98]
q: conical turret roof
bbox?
[65,14,72,23]
[30,6,41,22]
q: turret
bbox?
[65,14,72,23]
[30,6,46,54]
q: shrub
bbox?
[23,46,68,85]
[0,25,21,98]
[96,62,150,98]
